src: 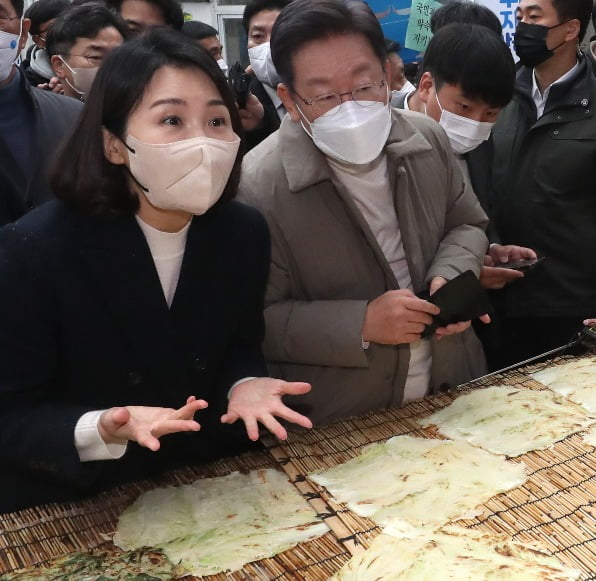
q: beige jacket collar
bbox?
[279,109,433,192]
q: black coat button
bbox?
[194,357,207,371]
[128,371,142,385]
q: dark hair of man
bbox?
[51,27,244,215]
[45,2,130,58]
[430,0,502,35]
[105,0,184,30]
[552,0,592,41]
[182,20,218,41]
[9,0,24,17]
[384,37,401,54]
[421,23,515,108]
[271,0,386,88]
[24,0,71,35]
[242,0,291,33]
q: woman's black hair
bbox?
[51,27,244,215]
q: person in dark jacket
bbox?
[0,0,82,227]
[0,28,311,513]
[46,2,128,101]
[485,0,596,365]
[242,0,291,149]
[21,0,70,88]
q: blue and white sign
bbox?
[368,0,424,63]
[371,0,521,63]
[476,0,520,57]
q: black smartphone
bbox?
[499,256,545,272]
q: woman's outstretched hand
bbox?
[222,378,313,441]
[98,396,208,451]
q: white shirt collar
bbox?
[531,60,579,118]
[403,91,412,111]
[135,215,191,258]
[399,80,416,95]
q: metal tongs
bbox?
[473,324,596,383]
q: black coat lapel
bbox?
[73,212,185,373]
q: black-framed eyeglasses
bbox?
[0,15,19,32]
[294,79,387,117]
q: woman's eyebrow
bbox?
[150,98,187,109]
[149,98,226,109]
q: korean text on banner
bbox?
[405,0,442,52]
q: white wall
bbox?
[181,2,216,26]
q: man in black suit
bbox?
[242,0,291,149]
[0,0,82,226]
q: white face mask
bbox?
[59,56,98,100]
[125,133,241,215]
[434,92,494,155]
[0,20,22,82]
[248,42,281,88]
[217,58,228,77]
[298,98,392,165]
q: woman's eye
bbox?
[162,116,181,126]
[209,117,227,128]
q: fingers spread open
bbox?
[220,411,240,424]
[279,382,311,396]
[136,432,161,452]
[242,416,260,441]
[258,414,288,441]
[155,419,201,438]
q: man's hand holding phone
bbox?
[480,244,541,289]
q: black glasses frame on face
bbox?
[294,79,387,116]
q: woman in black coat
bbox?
[0,28,311,513]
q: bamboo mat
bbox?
[264,354,596,580]
[1,354,594,579]
[0,449,350,580]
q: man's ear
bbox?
[102,128,128,165]
[417,71,434,104]
[278,83,301,122]
[50,54,66,79]
[565,18,581,42]
[19,18,31,51]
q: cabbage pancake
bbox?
[332,522,581,580]
[113,468,329,576]
[419,386,595,457]
[0,548,183,580]
[309,435,526,527]
[532,356,596,413]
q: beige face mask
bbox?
[58,56,98,100]
[125,133,241,215]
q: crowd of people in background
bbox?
[0,0,594,510]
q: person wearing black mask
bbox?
[479,0,596,368]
